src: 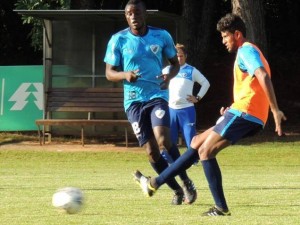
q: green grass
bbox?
[0,136,300,225]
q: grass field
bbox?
[0,132,299,225]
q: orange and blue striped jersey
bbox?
[231,42,271,125]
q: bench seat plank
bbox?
[36,87,130,146]
[36,119,129,126]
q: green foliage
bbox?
[15,0,71,51]
[0,140,299,224]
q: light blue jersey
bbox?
[237,44,263,76]
[104,26,177,111]
[175,64,194,81]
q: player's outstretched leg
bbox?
[133,147,199,205]
[133,170,156,197]
[133,170,190,205]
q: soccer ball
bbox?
[52,187,84,214]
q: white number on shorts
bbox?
[131,122,141,136]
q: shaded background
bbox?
[1,0,299,132]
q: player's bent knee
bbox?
[198,148,211,160]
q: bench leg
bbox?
[81,126,84,146]
[42,125,46,145]
[46,132,52,143]
[37,125,42,145]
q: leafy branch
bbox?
[15,0,70,51]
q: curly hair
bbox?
[217,13,246,37]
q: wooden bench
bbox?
[35,87,131,147]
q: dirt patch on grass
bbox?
[1,126,299,152]
[0,132,143,152]
[0,141,144,152]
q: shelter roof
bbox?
[14,10,181,22]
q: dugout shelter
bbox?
[15,10,182,140]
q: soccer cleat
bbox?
[182,179,197,204]
[171,189,184,205]
[133,170,156,197]
[202,206,231,216]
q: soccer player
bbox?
[104,0,197,205]
[161,43,210,164]
[134,13,286,215]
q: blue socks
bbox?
[202,158,228,210]
[156,147,228,210]
[161,150,174,164]
[150,155,181,191]
[168,144,190,181]
[155,147,199,187]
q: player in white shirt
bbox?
[162,43,210,162]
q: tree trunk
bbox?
[182,0,216,70]
[231,0,268,55]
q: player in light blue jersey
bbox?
[104,0,197,205]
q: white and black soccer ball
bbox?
[52,187,84,214]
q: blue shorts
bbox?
[213,110,263,144]
[169,106,196,146]
[126,98,170,146]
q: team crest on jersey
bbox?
[179,72,187,78]
[155,108,165,119]
[128,91,137,100]
[150,45,160,54]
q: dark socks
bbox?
[161,149,174,164]
[150,155,181,191]
[202,158,228,210]
[153,147,199,188]
[167,144,189,181]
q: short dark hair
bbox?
[126,0,146,10]
[217,13,246,37]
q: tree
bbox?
[182,0,217,71]
[231,0,268,54]
[15,0,70,51]
[0,0,42,64]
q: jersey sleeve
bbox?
[192,68,210,98]
[162,30,177,59]
[237,45,264,76]
[104,34,121,66]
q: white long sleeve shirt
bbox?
[163,63,210,109]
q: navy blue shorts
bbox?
[213,110,263,144]
[126,98,170,146]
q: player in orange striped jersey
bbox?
[133,13,286,216]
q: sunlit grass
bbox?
[0,133,299,225]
